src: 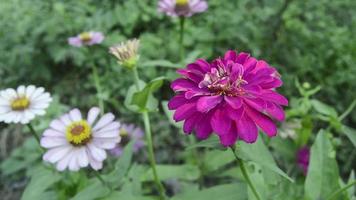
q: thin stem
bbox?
[27,123,40,144]
[230,147,261,200]
[131,67,165,199]
[327,180,356,200]
[91,65,105,115]
[178,17,186,62]
[339,99,356,121]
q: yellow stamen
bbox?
[11,97,30,111]
[79,32,92,43]
[119,128,129,137]
[66,120,92,145]
[176,0,189,6]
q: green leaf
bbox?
[311,99,338,117]
[342,125,356,147]
[202,150,235,173]
[21,166,61,200]
[171,183,247,200]
[305,130,343,200]
[237,136,294,182]
[105,192,156,200]
[141,60,180,68]
[106,142,134,185]
[124,81,146,112]
[186,135,223,150]
[131,77,165,112]
[142,164,200,181]
[70,180,110,200]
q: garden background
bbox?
[0,0,355,199]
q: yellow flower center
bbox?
[119,128,128,137]
[11,97,30,111]
[79,32,92,43]
[176,0,189,6]
[66,120,92,145]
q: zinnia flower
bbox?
[109,123,145,157]
[168,50,288,146]
[0,85,52,124]
[68,31,104,47]
[297,146,310,175]
[158,0,208,17]
[41,107,121,171]
[109,39,140,69]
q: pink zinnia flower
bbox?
[41,107,121,171]
[68,31,104,47]
[158,0,208,17]
[297,146,310,175]
[109,123,145,157]
[168,50,288,146]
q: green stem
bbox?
[27,123,40,144]
[339,99,356,121]
[131,67,165,199]
[327,180,356,200]
[178,17,185,62]
[92,65,105,115]
[230,147,261,200]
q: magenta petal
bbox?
[244,98,266,112]
[227,106,243,120]
[195,114,213,139]
[195,59,211,72]
[224,50,237,61]
[218,123,238,147]
[173,103,196,121]
[237,113,258,143]
[245,106,277,137]
[236,52,250,64]
[224,96,242,109]
[196,95,222,113]
[183,114,201,133]
[168,94,186,110]
[244,57,257,73]
[211,108,232,136]
[266,102,285,121]
[261,90,288,106]
[171,78,196,92]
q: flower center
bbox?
[119,128,130,146]
[66,120,92,145]
[199,66,248,97]
[79,32,92,43]
[11,97,30,111]
[176,0,189,6]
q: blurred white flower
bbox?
[0,85,52,124]
[279,119,301,139]
[41,107,121,171]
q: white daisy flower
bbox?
[41,107,121,171]
[0,85,52,124]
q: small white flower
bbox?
[0,85,52,124]
[109,39,140,69]
[41,107,121,171]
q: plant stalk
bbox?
[131,67,165,199]
[27,123,40,144]
[327,180,356,200]
[178,17,186,62]
[230,147,261,200]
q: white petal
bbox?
[30,87,45,99]
[25,85,36,97]
[87,143,107,161]
[93,130,119,138]
[43,129,65,137]
[68,149,81,171]
[0,106,10,114]
[92,138,119,149]
[96,121,120,133]
[32,92,51,101]
[60,114,72,126]
[50,119,66,132]
[87,153,103,170]
[77,148,89,167]
[0,96,10,106]
[41,137,68,148]
[87,107,100,125]
[56,152,73,171]
[17,85,26,96]
[43,146,72,163]
[69,108,82,121]
[93,113,115,131]
[5,88,17,99]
